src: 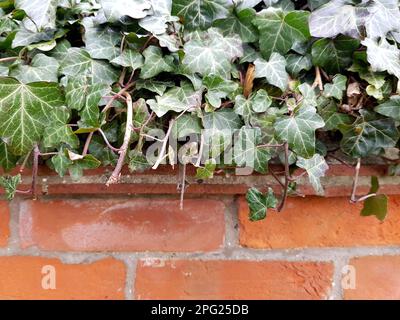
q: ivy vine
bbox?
[1,0,400,221]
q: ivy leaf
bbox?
[140,46,174,79]
[362,38,400,80]
[375,96,400,121]
[234,89,272,124]
[286,53,312,77]
[364,0,400,40]
[51,150,73,177]
[253,8,310,59]
[182,28,243,78]
[246,187,278,221]
[172,0,229,30]
[339,110,400,158]
[60,48,119,85]
[82,18,120,61]
[139,0,178,35]
[147,81,202,117]
[213,8,258,43]
[136,79,174,95]
[309,0,365,39]
[9,54,59,83]
[312,36,360,74]
[203,74,239,108]
[128,150,150,173]
[317,97,352,131]
[361,176,388,221]
[0,77,64,155]
[111,49,144,70]
[274,107,325,158]
[323,74,347,100]
[68,154,101,181]
[297,154,329,195]
[172,114,202,140]
[0,141,18,172]
[15,0,58,32]
[0,174,21,201]
[196,159,216,179]
[99,0,151,22]
[203,109,243,132]
[254,53,289,91]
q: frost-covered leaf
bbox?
[254,8,310,59]
[182,28,243,78]
[246,187,278,221]
[0,77,64,155]
[99,0,151,22]
[147,81,202,117]
[275,107,325,158]
[362,38,400,80]
[172,0,229,30]
[254,53,289,91]
[297,154,329,195]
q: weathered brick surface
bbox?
[19,198,225,252]
[134,260,333,300]
[0,257,125,300]
[0,201,9,247]
[239,196,400,249]
[344,256,400,300]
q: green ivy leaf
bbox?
[361,176,388,221]
[375,96,400,121]
[140,46,174,79]
[323,74,347,100]
[15,0,58,32]
[254,53,289,91]
[9,54,59,83]
[111,49,144,70]
[196,159,216,179]
[172,113,202,140]
[203,74,238,108]
[0,174,21,200]
[99,0,151,22]
[246,187,278,221]
[0,141,18,172]
[297,154,329,195]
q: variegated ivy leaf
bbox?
[140,46,174,79]
[139,0,178,35]
[362,38,400,80]
[286,54,312,77]
[203,74,238,108]
[82,17,120,60]
[339,110,400,158]
[375,96,400,121]
[298,83,317,108]
[72,81,110,129]
[246,187,278,221]
[317,97,352,131]
[364,0,400,40]
[15,0,58,32]
[297,154,329,195]
[42,106,79,149]
[99,0,151,22]
[9,54,59,83]
[0,141,18,172]
[323,74,347,100]
[254,53,289,91]
[147,81,202,117]
[309,0,365,39]
[0,174,21,201]
[12,26,54,48]
[172,0,230,30]
[182,28,243,78]
[253,8,310,60]
[274,107,325,158]
[51,149,73,177]
[234,89,272,124]
[213,8,258,43]
[111,49,144,70]
[136,79,174,95]
[0,77,64,155]
[312,36,360,74]
[172,114,202,140]
[60,48,119,85]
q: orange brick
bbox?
[19,198,225,252]
[239,196,400,249]
[135,260,333,300]
[344,256,400,300]
[0,201,10,247]
[0,257,125,300]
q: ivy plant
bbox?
[1,0,400,222]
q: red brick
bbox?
[239,196,400,249]
[0,201,10,247]
[344,256,400,300]
[135,260,333,300]
[19,198,225,252]
[0,257,125,300]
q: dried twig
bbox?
[152,119,175,170]
[99,128,121,152]
[82,132,94,156]
[350,158,376,203]
[312,66,324,91]
[106,92,134,186]
[31,144,40,199]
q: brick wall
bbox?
[1,184,400,300]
